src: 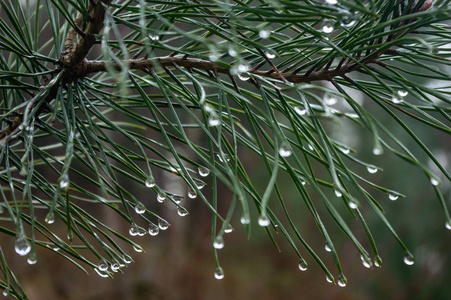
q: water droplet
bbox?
[133,245,144,252]
[213,236,224,249]
[122,255,133,264]
[294,106,306,116]
[326,275,333,283]
[340,147,350,154]
[445,220,451,230]
[148,223,159,236]
[111,262,120,272]
[45,211,55,224]
[403,253,414,265]
[209,52,219,62]
[340,13,356,28]
[3,288,9,296]
[59,175,69,189]
[334,189,342,197]
[323,93,337,106]
[388,191,399,201]
[158,219,169,230]
[298,260,308,271]
[228,47,237,57]
[279,143,292,157]
[258,215,270,227]
[374,255,382,268]
[391,94,404,104]
[367,165,378,174]
[157,193,166,203]
[98,259,108,271]
[145,177,156,188]
[188,188,197,199]
[217,154,230,163]
[430,177,440,186]
[15,235,31,256]
[373,146,383,155]
[325,243,331,252]
[238,73,250,81]
[135,202,146,214]
[259,30,270,39]
[208,114,220,126]
[326,0,337,4]
[137,226,147,236]
[360,255,372,269]
[240,216,250,225]
[338,275,347,287]
[214,267,224,279]
[129,224,139,236]
[237,64,249,73]
[149,35,159,41]
[398,90,408,97]
[94,268,109,278]
[349,201,358,210]
[177,207,189,216]
[27,252,37,265]
[193,178,207,189]
[224,224,234,233]
[322,19,334,34]
[171,195,184,204]
[308,144,314,151]
[266,52,276,59]
[198,167,211,177]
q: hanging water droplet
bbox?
[445,220,451,230]
[208,114,220,126]
[98,259,108,271]
[217,153,230,162]
[308,144,314,151]
[326,275,333,283]
[135,202,146,214]
[391,94,404,104]
[340,147,350,154]
[94,268,109,278]
[177,207,189,216]
[323,93,337,106]
[123,255,133,264]
[157,193,166,203]
[193,178,207,189]
[15,235,31,256]
[111,262,120,272]
[339,13,356,28]
[171,195,184,204]
[45,211,55,224]
[298,260,308,271]
[158,219,169,230]
[367,165,378,174]
[188,188,197,199]
[259,30,270,39]
[209,52,219,62]
[294,106,307,116]
[2,288,9,296]
[334,189,342,197]
[326,0,337,4]
[360,255,372,269]
[145,177,156,188]
[228,47,237,57]
[322,19,334,34]
[258,215,270,227]
[374,255,382,268]
[59,174,69,189]
[238,73,250,81]
[266,52,276,59]
[27,252,37,265]
[338,275,347,287]
[279,143,292,157]
[301,180,306,185]
[137,226,147,236]
[133,245,144,252]
[430,177,440,186]
[198,166,211,177]
[224,224,234,233]
[149,35,159,41]
[148,223,160,236]
[129,224,139,236]
[240,216,250,225]
[325,243,332,252]
[349,201,358,210]
[214,267,224,280]
[398,90,408,97]
[388,191,399,201]
[373,146,383,155]
[213,236,224,249]
[403,253,414,265]
[237,64,249,73]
